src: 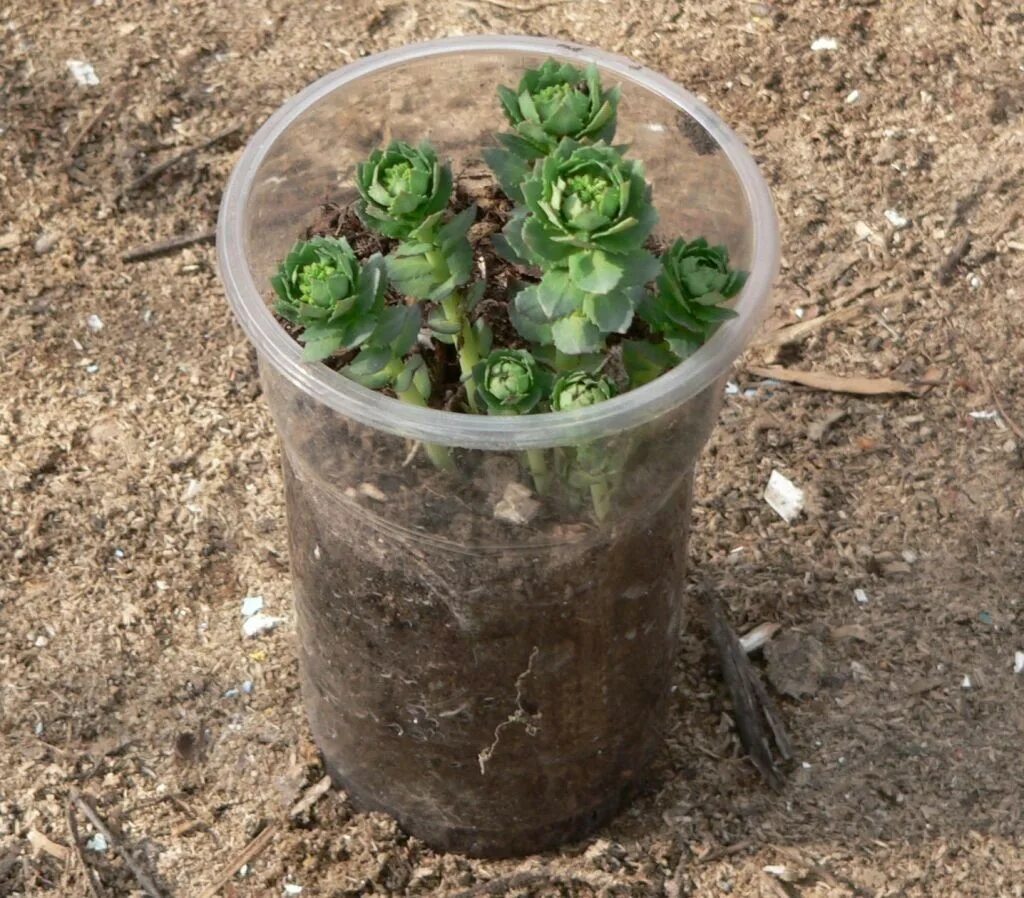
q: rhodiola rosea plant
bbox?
[271,58,747,519]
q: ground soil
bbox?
[2,2,1023,897]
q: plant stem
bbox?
[589,480,612,522]
[525,448,551,496]
[440,290,481,412]
[395,388,456,472]
[388,359,456,473]
[553,349,577,372]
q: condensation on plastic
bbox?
[217,36,779,857]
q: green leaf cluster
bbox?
[473,349,548,415]
[356,141,452,239]
[271,237,389,362]
[624,237,747,385]
[500,140,660,354]
[549,369,616,412]
[485,60,620,198]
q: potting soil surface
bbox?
[2,1,1023,895]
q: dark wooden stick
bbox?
[66,88,124,163]
[118,123,242,197]
[121,229,215,263]
[703,590,790,790]
[198,776,334,898]
[69,790,165,898]
[66,797,110,898]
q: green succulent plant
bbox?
[474,348,547,415]
[474,348,551,493]
[356,140,453,239]
[626,237,746,384]
[271,237,388,362]
[549,370,619,519]
[549,369,616,411]
[500,140,660,355]
[357,140,487,410]
[384,205,475,302]
[485,60,620,199]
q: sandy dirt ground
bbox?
[2,0,1023,895]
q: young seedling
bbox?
[485,59,620,200]
[549,370,618,520]
[624,237,747,387]
[357,140,487,409]
[498,139,660,356]
[474,348,551,494]
[271,236,453,471]
[272,237,388,362]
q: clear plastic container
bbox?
[218,35,778,857]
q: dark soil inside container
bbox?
[263,166,707,856]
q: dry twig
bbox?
[199,775,336,897]
[936,233,972,286]
[118,123,242,197]
[748,365,917,397]
[69,790,165,898]
[66,88,124,163]
[196,824,279,898]
[65,799,107,898]
[122,229,216,263]
[704,591,791,790]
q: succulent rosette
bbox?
[356,140,453,239]
[384,205,475,302]
[549,370,616,411]
[639,237,746,358]
[485,60,620,197]
[501,140,660,354]
[271,237,388,361]
[473,349,547,415]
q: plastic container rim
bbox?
[217,34,779,450]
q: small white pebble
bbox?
[961,674,972,689]
[241,680,254,694]
[242,612,285,638]
[181,479,202,502]
[854,588,870,605]
[884,209,909,229]
[86,833,108,852]
[1014,651,1024,675]
[86,314,104,332]
[155,580,169,591]
[85,364,100,374]
[284,885,304,896]
[34,233,58,255]
[34,634,49,648]
[114,548,125,559]
[67,59,100,86]
[969,274,982,289]
[845,89,860,104]
[811,37,839,52]
[793,306,805,319]
[801,761,812,769]
[724,381,740,396]
[901,549,918,564]
[763,470,805,523]
[241,596,265,617]
[969,410,999,420]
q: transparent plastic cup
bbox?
[218,35,778,857]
